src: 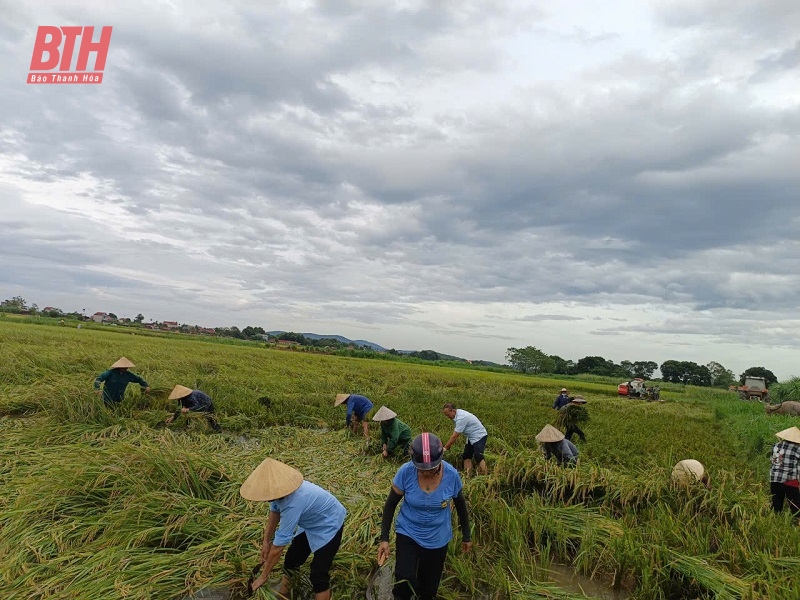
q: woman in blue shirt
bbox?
[240,458,346,600]
[378,433,472,600]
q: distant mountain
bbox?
[266,331,386,352]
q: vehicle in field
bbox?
[618,378,648,398]
[729,376,770,402]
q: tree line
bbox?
[505,346,777,387]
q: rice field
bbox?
[0,318,798,599]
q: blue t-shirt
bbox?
[269,481,346,551]
[346,394,374,425]
[393,461,463,549]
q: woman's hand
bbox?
[377,541,390,566]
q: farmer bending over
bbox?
[442,403,489,475]
[165,385,222,432]
[373,406,413,458]
[536,425,579,467]
[93,357,150,406]
[241,458,346,600]
[334,393,373,437]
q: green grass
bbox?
[0,319,797,599]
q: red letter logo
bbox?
[30,26,62,70]
[28,26,112,84]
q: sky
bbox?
[1,0,799,378]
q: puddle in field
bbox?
[545,563,631,599]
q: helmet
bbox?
[410,432,443,471]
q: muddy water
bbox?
[545,563,631,599]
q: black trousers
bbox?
[393,532,449,600]
[771,482,800,515]
[284,526,343,593]
[565,425,585,442]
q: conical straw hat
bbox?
[334,393,351,407]
[372,406,397,421]
[110,357,135,369]
[535,424,565,443]
[671,459,705,484]
[775,426,800,444]
[240,458,303,502]
[169,385,193,400]
[571,395,587,404]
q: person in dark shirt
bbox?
[334,393,373,437]
[93,357,150,406]
[165,385,222,432]
[553,387,571,410]
[536,425,579,467]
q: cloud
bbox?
[2,1,800,378]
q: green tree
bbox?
[740,367,778,387]
[706,361,735,388]
[0,296,27,313]
[506,346,554,374]
[134,314,145,323]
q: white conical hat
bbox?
[110,357,135,369]
[372,406,397,421]
[775,426,800,444]
[240,458,303,502]
[571,395,587,404]
[535,424,565,443]
[169,385,193,400]
[334,393,351,407]
[671,459,705,484]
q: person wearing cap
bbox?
[553,388,571,410]
[240,458,346,599]
[164,385,222,432]
[671,459,710,488]
[93,357,150,406]
[536,425,579,467]
[378,432,471,600]
[334,393,373,437]
[442,403,489,475]
[770,426,800,516]
[559,395,588,442]
[373,406,413,459]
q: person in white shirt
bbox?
[442,403,488,475]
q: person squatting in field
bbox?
[334,393,373,437]
[671,459,710,488]
[442,403,489,475]
[93,357,150,406]
[770,426,800,517]
[373,406,413,459]
[241,458,346,600]
[536,424,579,466]
[165,385,222,432]
[378,432,472,600]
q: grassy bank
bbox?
[0,320,797,599]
